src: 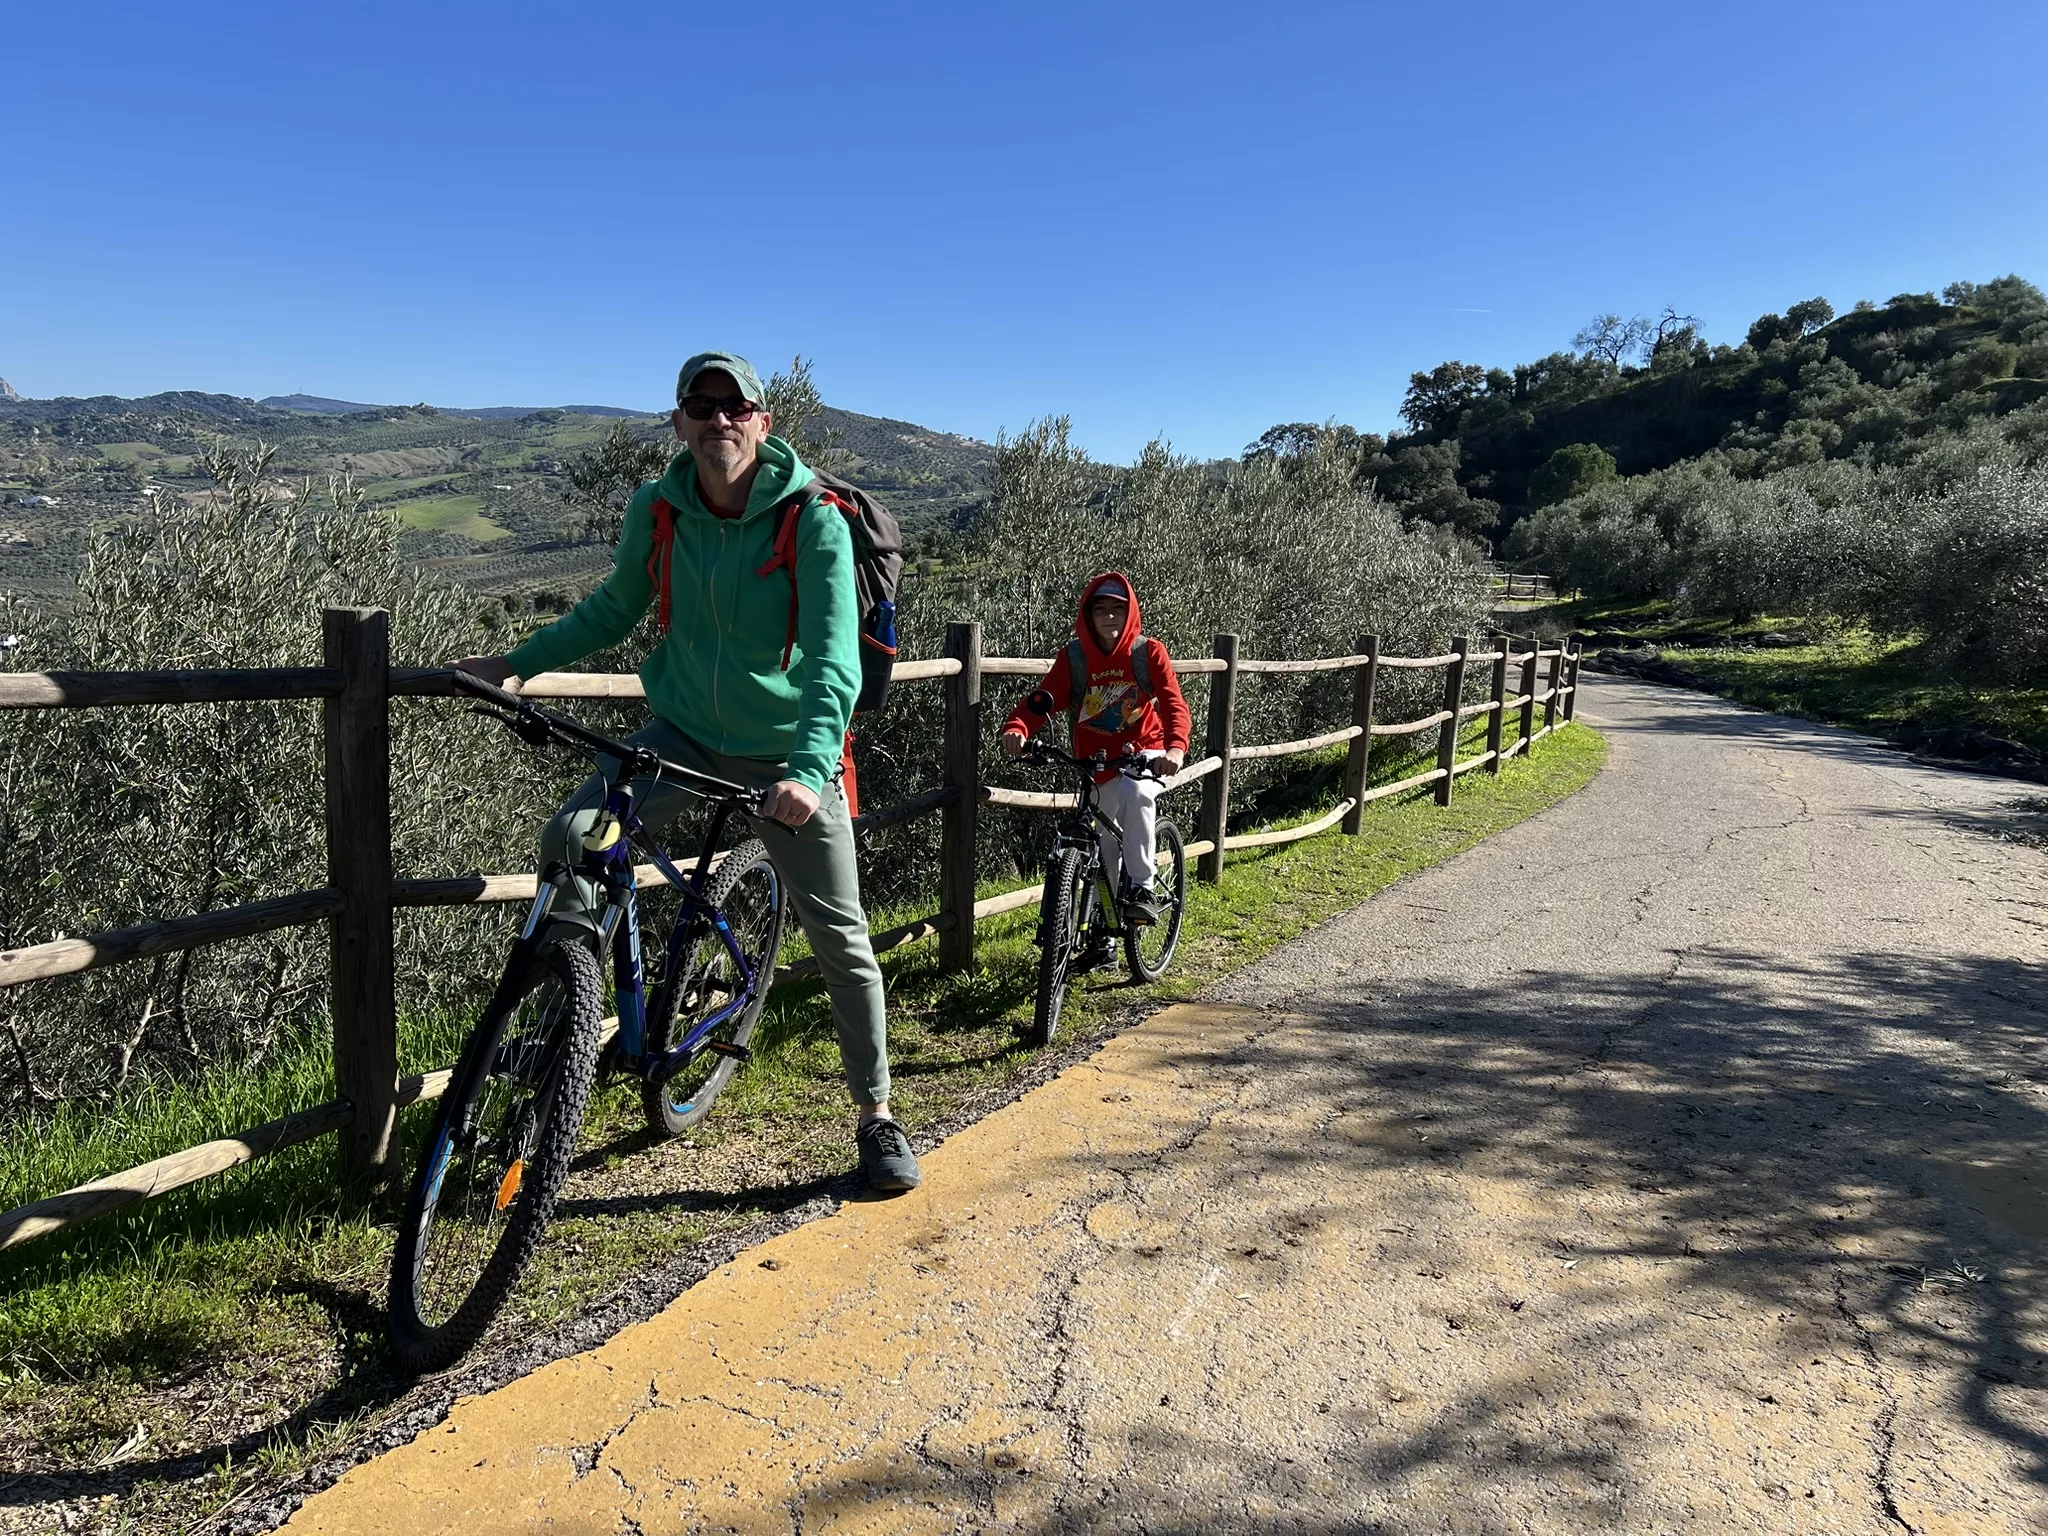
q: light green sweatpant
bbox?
[540,718,890,1107]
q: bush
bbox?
[1511,411,2048,677]
[0,448,555,1111]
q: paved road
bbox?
[286,679,2048,1534]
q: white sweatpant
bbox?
[1094,754,1166,896]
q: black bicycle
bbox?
[1021,744,1187,1047]
[389,672,788,1374]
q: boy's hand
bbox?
[760,780,820,827]
[999,729,1028,758]
[1155,749,1185,777]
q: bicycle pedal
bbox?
[706,1039,754,1064]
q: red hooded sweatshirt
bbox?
[1003,571,1192,782]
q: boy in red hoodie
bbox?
[998,572,1192,922]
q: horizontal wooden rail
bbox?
[1233,724,1364,761]
[1223,798,1357,850]
[1376,653,1460,670]
[1451,750,1498,777]
[391,660,964,699]
[1235,655,1368,674]
[1356,764,1448,806]
[979,749,1223,811]
[982,785,1080,810]
[1457,699,1502,719]
[1373,709,1453,738]
[392,861,689,909]
[891,657,964,682]
[1159,755,1223,790]
[852,784,958,834]
[0,1097,355,1251]
[0,668,339,709]
[974,884,1047,919]
[978,656,1229,678]
[0,889,345,989]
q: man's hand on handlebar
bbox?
[760,779,820,828]
[999,729,1029,759]
[1154,748,1185,777]
[453,655,518,689]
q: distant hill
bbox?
[261,394,650,420]
[1,385,993,600]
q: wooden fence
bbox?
[0,610,1582,1250]
[1488,570,1557,601]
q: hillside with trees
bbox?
[0,374,995,604]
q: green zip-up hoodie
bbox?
[506,436,859,792]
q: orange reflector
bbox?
[495,1159,527,1210]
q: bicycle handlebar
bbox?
[1021,742,1168,781]
[452,669,767,812]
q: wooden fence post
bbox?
[1543,646,1565,736]
[1340,634,1379,835]
[1562,641,1582,721]
[1518,645,1539,755]
[1433,636,1471,807]
[1195,632,1239,883]
[1486,634,1510,774]
[938,621,983,973]
[323,607,397,1187]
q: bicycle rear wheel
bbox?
[1125,817,1187,982]
[642,838,786,1136]
[389,939,602,1375]
[1030,845,1089,1047]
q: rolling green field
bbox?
[393,492,508,542]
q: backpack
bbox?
[1065,635,1155,740]
[646,468,904,713]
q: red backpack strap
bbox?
[755,490,816,670]
[646,496,677,634]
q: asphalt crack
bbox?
[1833,1266,1915,1533]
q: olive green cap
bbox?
[675,350,767,406]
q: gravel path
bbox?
[282,678,2048,1534]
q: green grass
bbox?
[1564,597,2048,758]
[0,724,1603,1491]
[393,493,509,543]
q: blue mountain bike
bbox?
[389,672,788,1373]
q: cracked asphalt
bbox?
[282,678,2048,1534]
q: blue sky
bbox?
[4,0,2044,460]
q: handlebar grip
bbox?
[450,668,526,712]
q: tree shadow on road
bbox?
[1185,944,2048,1504]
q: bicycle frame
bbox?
[454,671,771,1091]
[1033,749,1155,942]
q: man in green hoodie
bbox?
[454,351,920,1193]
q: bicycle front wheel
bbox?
[642,838,786,1137]
[389,939,602,1375]
[1125,817,1187,983]
[1030,845,1089,1047]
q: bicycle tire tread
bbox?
[390,940,603,1374]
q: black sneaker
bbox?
[1125,885,1160,926]
[856,1116,922,1192]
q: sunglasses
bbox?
[679,393,764,422]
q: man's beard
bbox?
[697,436,745,473]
